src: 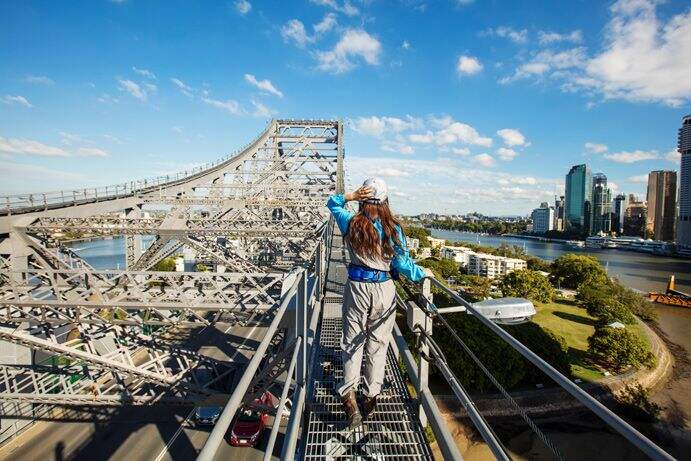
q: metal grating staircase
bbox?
[301,230,433,460]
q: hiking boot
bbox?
[342,390,362,429]
[363,395,377,419]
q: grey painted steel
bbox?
[263,336,302,461]
[392,323,463,461]
[197,268,303,461]
[428,277,676,461]
[280,383,307,461]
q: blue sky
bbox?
[1,0,689,215]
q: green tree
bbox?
[195,263,210,272]
[577,283,636,324]
[403,226,431,247]
[610,281,657,322]
[615,384,663,422]
[418,258,460,280]
[549,253,608,289]
[151,257,177,272]
[499,269,554,303]
[587,326,652,371]
[458,274,492,301]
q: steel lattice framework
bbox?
[0,119,343,414]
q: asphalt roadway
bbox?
[0,318,288,461]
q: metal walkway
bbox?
[301,231,433,460]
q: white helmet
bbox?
[362,177,388,203]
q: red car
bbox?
[228,393,274,447]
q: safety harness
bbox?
[347,264,393,283]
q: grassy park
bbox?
[532,299,650,382]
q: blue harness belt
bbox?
[347,264,391,283]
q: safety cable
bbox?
[432,314,565,461]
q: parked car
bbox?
[194,406,223,426]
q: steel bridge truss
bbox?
[0,119,342,413]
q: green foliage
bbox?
[610,281,657,322]
[499,269,554,303]
[428,219,528,235]
[195,263,210,272]
[417,258,460,280]
[525,255,551,272]
[151,257,177,272]
[615,384,663,422]
[457,274,492,301]
[431,309,571,391]
[549,253,608,289]
[403,226,431,247]
[587,326,652,371]
[577,283,636,325]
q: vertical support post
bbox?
[418,278,433,428]
[297,269,307,386]
[124,207,143,270]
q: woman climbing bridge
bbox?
[326,177,432,429]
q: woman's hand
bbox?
[345,186,373,202]
[422,267,435,279]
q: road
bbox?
[0,318,286,461]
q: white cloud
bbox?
[381,141,415,155]
[77,147,109,157]
[0,136,69,157]
[485,26,528,44]
[538,30,583,44]
[314,13,337,35]
[59,132,86,145]
[452,147,470,156]
[244,74,284,98]
[350,116,421,137]
[310,0,359,16]
[628,174,649,183]
[473,153,496,167]
[234,0,251,15]
[97,93,119,104]
[118,79,150,101]
[171,78,194,97]
[1,95,32,108]
[408,132,435,144]
[496,128,527,146]
[371,167,410,177]
[201,95,243,115]
[497,147,518,161]
[251,100,276,118]
[437,122,492,146]
[281,19,313,48]
[584,142,608,154]
[666,149,681,163]
[25,75,54,85]
[402,40,411,50]
[317,29,382,73]
[103,134,123,144]
[0,162,85,187]
[500,47,587,84]
[132,67,156,79]
[504,1,691,106]
[604,150,659,163]
[456,55,483,75]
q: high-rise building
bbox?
[677,115,691,248]
[624,194,647,237]
[612,193,627,235]
[591,173,612,235]
[564,164,592,234]
[554,195,565,231]
[646,170,677,241]
[531,202,554,234]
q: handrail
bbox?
[423,276,675,461]
[0,120,275,216]
[196,267,302,461]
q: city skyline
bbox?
[1,0,689,215]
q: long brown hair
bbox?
[347,200,402,258]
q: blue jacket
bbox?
[326,194,426,282]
